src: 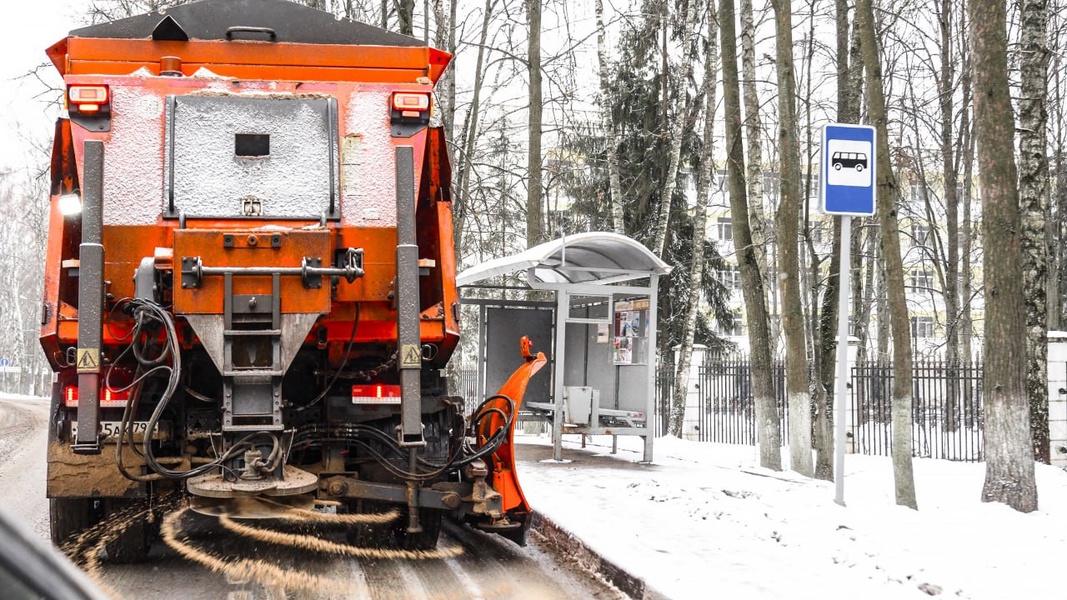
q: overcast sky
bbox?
[1,0,83,173]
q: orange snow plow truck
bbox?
[41,0,545,558]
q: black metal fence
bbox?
[657,356,985,462]
[686,357,789,446]
[454,355,986,462]
[850,360,984,461]
[451,368,480,418]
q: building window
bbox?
[912,221,930,245]
[731,268,741,290]
[722,310,743,336]
[910,183,925,203]
[911,316,934,339]
[809,222,824,245]
[909,269,932,290]
[717,217,733,242]
[763,172,779,199]
[716,268,741,291]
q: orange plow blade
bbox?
[473,337,547,543]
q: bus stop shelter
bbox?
[457,232,671,462]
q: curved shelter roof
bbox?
[457,232,671,288]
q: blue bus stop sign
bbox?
[820,123,876,216]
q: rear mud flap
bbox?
[474,337,546,545]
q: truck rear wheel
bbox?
[101,499,154,563]
[49,498,94,552]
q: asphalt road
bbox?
[0,394,623,600]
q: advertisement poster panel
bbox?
[613,299,649,365]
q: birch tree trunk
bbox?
[670,7,719,438]
[856,0,917,509]
[770,0,812,477]
[722,0,781,471]
[596,0,626,235]
[1019,0,1051,464]
[740,0,767,281]
[651,0,700,258]
[971,0,1037,512]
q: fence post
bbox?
[1048,331,1067,468]
[675,344,706,441]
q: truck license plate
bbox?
[70,420,168,442]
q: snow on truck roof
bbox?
[68,0,426,48]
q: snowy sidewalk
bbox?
[515,433,1067,600]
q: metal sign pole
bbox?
[820,121,876,507]
[834,216,851,506]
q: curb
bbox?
[530,512,670,600]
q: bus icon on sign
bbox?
[831,151,868,172]
[821,123,875,214]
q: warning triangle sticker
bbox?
[77,349,99,372]
[401,344,421,368]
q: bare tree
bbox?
[526,0,545,247]
[770,0,812,477]
[809,0,862,483]
[431,0,454,137]
[938,0,964,368]
[1019,0,1051,464]
[651,0,700,258]
[596,0,625,234]
[671,5,719,437]
[722,0,781,471]
[1053,8,1067,330]
[452,0,495,252]
[856,0,917,509]
[739,0,768,282]
[960,20,977,364]
[84,0,191,22]
[971,0,1038,512]
[396,0,416,34]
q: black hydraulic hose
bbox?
[120,299,249,480]
[109,299,299,482]
[290,393,518,482]
[305,303,360,409]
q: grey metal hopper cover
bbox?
[69,0,425,48]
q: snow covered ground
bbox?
[515,433,1067,600]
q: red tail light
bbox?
[63,384,130,408]
[68,85,110,114]
[351,384,402,405]
[391,92,430,117]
